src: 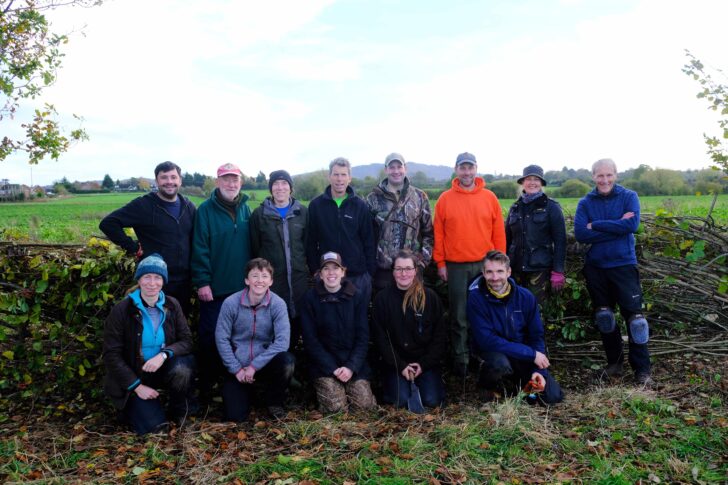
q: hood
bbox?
[451,176,485,194]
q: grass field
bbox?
[0,192,725,244]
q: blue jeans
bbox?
[221,352,296,422]
[477,351,563,405]
[380,367,445,408]
[583,264,651,374]
[123,354,197,435]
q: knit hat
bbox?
[134,253,168,284]
[319,251,344,269]
[384,152,406,167]
[517,164,547,185]
[217,163,242,177]
[455,152,477,166]
[268,170,294,192]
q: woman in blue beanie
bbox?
[102,253,197,434]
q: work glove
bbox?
[550,271,565,291]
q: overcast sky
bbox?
[3,0,728,186]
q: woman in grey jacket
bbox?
[215,258,295,421]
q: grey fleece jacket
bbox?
[215,288,291,374]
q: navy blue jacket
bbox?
[467,276,549,377]
[301,279,371,380]
[574,184,640,268]
[306,185,376,277]
[505,193,566,273]
[99,193,196,283]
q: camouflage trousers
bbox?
[313,377,377,414]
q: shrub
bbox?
[557,179,591,198]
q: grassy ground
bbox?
[1,351,725,483]
[1,193,725,244]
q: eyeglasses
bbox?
[393,267,416,274]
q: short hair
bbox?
[592,158,617,175]
[245,257,274,276]
[483,250,510,269]
[328,157,351,175]
[155,161,181,178]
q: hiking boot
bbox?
[595,363,623,382]
[267,406,286,420]
[634,371,654,388]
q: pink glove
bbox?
[550,271,565,291]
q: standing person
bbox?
[574,158,652,385]
[215,258,295,421]
[306,157,376,303]
[250,170,308,346]
[366,153,434,292]
[103,254,197,435]
[301,252,376,414]
[433,152,506,377]
[99,161,196,314]
[191,163,252,400]
[505,164,567,304]
[467,251,563,405]
[371,250,447,410]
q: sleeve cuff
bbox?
[127,379,141,391]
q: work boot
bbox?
[267,406,286,420]
[634,371,654,388]
[595,362,623,383]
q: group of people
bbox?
[100,154,652,434]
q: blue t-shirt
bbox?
[158,197,181,219]
[276,205,290,219]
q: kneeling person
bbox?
[301,252,376,413]
[103,254,197,435]
[215,258,295,421]
[467,251,563,405]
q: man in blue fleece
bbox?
[467,250,563,405]
[574,158,651,386]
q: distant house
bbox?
[0,180,24,201]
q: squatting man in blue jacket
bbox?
[574,158,652,386]
[467,250,564,405]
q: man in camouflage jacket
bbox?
[366,153,434,292]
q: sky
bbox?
[3,0,728,186]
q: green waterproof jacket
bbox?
[191,190,252,297]
[250,197,309,318]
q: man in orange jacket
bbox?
[434,152,506,377]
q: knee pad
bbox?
[628,314,649,345]
[594,307,616,334]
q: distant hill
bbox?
[350,162,453,181]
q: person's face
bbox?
[217,174,242,201]
[271,179,291,206]
[138,273,164,301]
[155,169,181,200]
[455,162,477,188]
[483,260,511,293]
[328,165,351,198]
[320,262,345,292]
[521,176,543,195]
[385,161,406,186]
[592,164,617,195]
[393,257,417,290]
[245,268,273,298]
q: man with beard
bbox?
[191,163,253,402]
[100,161,196,314]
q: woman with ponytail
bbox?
[371,250,448,409]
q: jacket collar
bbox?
[323,184,356,201]
[240,288,272,308]
[374,177,411,199]
[315,278,357,300]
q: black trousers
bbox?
[477,351,563,404]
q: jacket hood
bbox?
[451,176,485,193]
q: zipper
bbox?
[249,307,257,362]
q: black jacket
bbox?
[250,197,309,317]
[371,285,448,373]
[306,186,376,277]
[300,279,371,380]
[505,193,566,273]
[99,193,196,282]
[102,295,193,410]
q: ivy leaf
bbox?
[35,280,48,293]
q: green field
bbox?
[0,192,725,244]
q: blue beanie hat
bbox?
[134,253,168,284]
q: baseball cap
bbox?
[217,163,242,177]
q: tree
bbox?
[1,0,101,164]
[255,170,266,189]
[683,50,728,172]
[137,179,150,191]
[182,172,194,187]
[557,179,590,198]
[101,174,114,190]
